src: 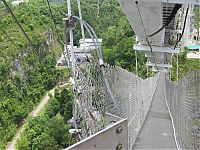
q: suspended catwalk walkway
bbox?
[66,67,199,150]
[133,73,176,149]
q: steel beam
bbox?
[147,62,172,68]
[152,67,169,73]
[65,119,128,150]
[134,44,180,53]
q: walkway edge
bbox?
[164,76,180,150]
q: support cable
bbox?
[46,0,60,38]
[170,54,173,80]
[67,0,76,79]
[71,16,102,59]
[135,49,138,76]
[77,0,85,43]
[83,19,121,115]
[165,88,181,150]
[148,4,182,37]
[77,0,87,56]
[46,0,69,66]
[67,0,80,135]
[67,15,120,115]
[176,53,179,83]
[2,0,33,47]
[174,5,189,49]
[97,0,100,17]
[135,1,159,71]
[82,20,103,58]
[0,27,19,49]
[63,24,71,67]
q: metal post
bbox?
[176,53,179,83]
[63,22,70,67]
[77,0,85,43]
[67,0,75,76]
[146,63,149,78]
[135,49,138,76]
[97,0,100,16]
[170,55,173,80]
[197,6,200,55]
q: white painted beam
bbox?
[152,67,169,73]
[147,62,172,68]
[134,44,180,53]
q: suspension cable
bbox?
[68,15,120,115]
[170,54,173,80]
[148,4,182,37]
[66,0,86,137]
[77,0,85,43]
[135,49,138,76]
[46,0,60,39]
[0,27,19,49]
[174,5,189,49]
[77,0,88,56]
[82,20,103,58]
[67,0,76,78]
[2,0,33,47]
[176,53,179,83]
[97,0,100,17]
[135,1,159,71]
[46,0,69,66]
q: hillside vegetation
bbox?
[0,0,65,148]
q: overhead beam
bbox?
[147,62,172,68]
[134,44,180,53]
[152,67,169,73]
[136,0,200,5]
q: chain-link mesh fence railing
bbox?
[107,67,159,149]
[165,70,200,150]
[74,60,159,149]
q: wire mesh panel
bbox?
[165,70,200,150]
[107,67,159,149]
[74,61,159,149]
[74,52,110,139]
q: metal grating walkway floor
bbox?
[133,74,177,149]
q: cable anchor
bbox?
[63,16,76,30]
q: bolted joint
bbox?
[116,143,122,150]
[77,86,82,95]
[99,59,104,67]
[69,129,82,135]
[63,16,76,29]
[69,77,75,86]
[116,126,123,134]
